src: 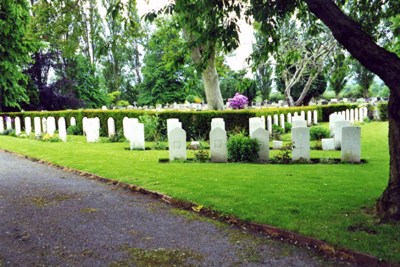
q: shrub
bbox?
[193,149,209,162]
[152,141,167,150]
[377,102,388,121]
[284,122,292,133]
[271,124,284,140]
[40,134,61,142]
[228,93,248,109]
[271,142,293,164]
[310,126,330,141]
[227,133,260,162]
[67,125,83,135]
[108,129,126,143]
[139,114,161,141]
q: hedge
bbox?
[377,102,388,121]
[1,104,357,140]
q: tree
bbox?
[145,0,243,110]
[328,52,349,98]
[0,0,37,111]
[352,61,375,98]
[138,17,202,106]
[254,65,273,102]
[99,0,143,97]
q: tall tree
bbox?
[352,61,375,98]
[99,0,142,99]
[328,52,349,98]
[138,17,202,106]
[145,0,243,110]
[0,0,37,111]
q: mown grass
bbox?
[1,122,399,263]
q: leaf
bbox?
[192,205,204,212]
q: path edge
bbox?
[1,148,398,267]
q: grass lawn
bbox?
[1,122,399,263]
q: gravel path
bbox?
[0,151,354,267]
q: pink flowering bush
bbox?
[228,93,248,109]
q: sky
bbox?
[135,0,255,71]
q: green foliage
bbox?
[284,122,292,133]
[0,0,38,111]
[271,124,284,141]
[139,114,161,142]
[271,142,293,164]
[227,133,260,162]
[352,61,375,98]
[67,125,83,136]
[310,127,330,141]
[193,149,210,163]
[116,100,130,107]
[378,102,388,121]
[328,52,350,97]
[138,17,201,106]
[38,134,62,142]
[107,129,126,143]
[254,65,273,101]
[151,141,167,150]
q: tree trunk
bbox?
[201,50,224,110]
[183,28,224,110]
[305,0,400,221]
[294,71,318,106]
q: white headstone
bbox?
[300,110,305,120]
[24,117,32,135]
[209,127,227,163]
[291,116,307,128]
[107,118,115,137]
[272,140,283,150]
[130,123,145,150]
[334,120,352,149]
[345,109,350,121]
[359,108,364,122]
[211,118,225,130]
[6,117,12,130]
[0,117,4,132]
[329,113,344,131]
[249,117,264,136]
[251,128,269,162]
[307,111,312,125]
[341,111,346,119]
[82,117,88,135]
[168,127,187,161]
[341,126,361,163]
[363,107,368,119]
[70,117,76,126]
[292,127,310,161]
[123,117,139,141]
[273,114,279,125]
[280,114,285,129]
[313,110,318,124]
[42,117,47,133]
[34,117,41,136]
[47,117,56,136]
[86,118,100,143]
[322,138,335,151]
[167,118,181,132]
[287,113,292,124]
[294,112,298,117]
[58,117,67,142]
[355,108,359,122]
[350,109,355,123]
[267,116,272,136]
[15,117,21,135]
